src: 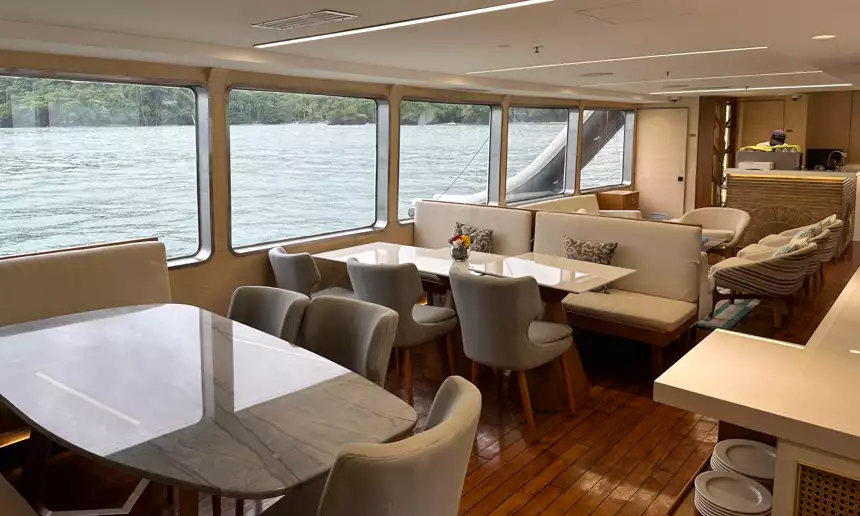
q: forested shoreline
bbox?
[0,77,567,128]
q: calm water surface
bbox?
[0,123,622,257]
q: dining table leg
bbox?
[525,291,590,412]
[178,489,200,516]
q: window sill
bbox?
[229,226,386,257]
[580,182,632,194]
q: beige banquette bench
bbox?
[522,194,642,220]
[0,242,171,432]
[413,200,533,254]
[533,211,706,375]
[0,242,171,328]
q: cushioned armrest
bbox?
[758,234,792,247]
[737,248,778,262]
[598,209,642,220]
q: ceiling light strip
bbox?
[584,70,823,88]
[649,83,853,95]
[255,0,555,48]
[467,46,768,75]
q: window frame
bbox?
[224,86,389,254]
[578,108,636,194]
[0,73,211,267]
[397,98,498,221]
[504,105,581,206]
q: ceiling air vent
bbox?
[580,72,613,78]
[252,10,358,31]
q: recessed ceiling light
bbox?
[584,70,823,87]
[649,83,852,95]
[467,46,768,74]
[812,34,837,40]
[255,0,555,48]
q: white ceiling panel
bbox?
[0,0,856,98]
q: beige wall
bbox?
[739,91,860,166]
[0,49,638,315]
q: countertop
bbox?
[654,265,860,460]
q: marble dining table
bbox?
[315,242,636,409]
[0,304,417,515]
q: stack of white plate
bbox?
[694,471,773,516]
[710,439,776,490]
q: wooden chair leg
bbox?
[235,499,244,516]
[167,486,174,506]
[773,303,783,329]
[651,347,664,379]
[558,355,576,415]
[212,496,221,516]
[445,333,456,376]
[516,371,535,432]
[403,347,413,406]
[471,361,479,386]
[393,347,401,384]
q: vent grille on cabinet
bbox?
[796,463,860,515]
[252,10,358,31]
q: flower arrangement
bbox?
[449,233,472,261]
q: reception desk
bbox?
[655,266,860,515]
[725,169,856,253]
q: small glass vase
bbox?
[450,245,470,262]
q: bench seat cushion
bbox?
[562,289,697,332]
[702,229,735,242]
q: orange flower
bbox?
[462,235,471,246]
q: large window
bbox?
[398,101,491,219]
[0,76,201,259]
[506,107,576,203]
[580,109,635,191]
[229,90,379,249]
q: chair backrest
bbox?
[0,242,171,328]
[347,260,424,347]
[822,220,844,261]
[714,243,818,298]
[227,286,309,343]
[533,211,702,303]
[521,194,602,215]
[680,207,751,244]
[449,272,542,370]
[413,201,533,255]
[317,376,481,516]
[268,248,321,295]
[297,296,398,387]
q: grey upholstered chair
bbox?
[227,286,309,343]
[449,272,575,430]
[297,296,399,387]
[262,376,481,516]
[268,247,354,298]
[347,260,458,406]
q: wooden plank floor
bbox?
[4,243,859,516]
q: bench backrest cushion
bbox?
[414,201,533,256]
[521,195,601,215]
[0,242,171,327]
[534,212,701,303]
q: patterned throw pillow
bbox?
[562,236,618,293]
[453,222,493,253]
[819,214,837,227]
[773,238,808,257]
[794,224,822,241]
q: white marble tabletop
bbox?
[315,242,634,294]
[0,304,417,498]
[655,264,860,461]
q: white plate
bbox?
[714,440,776,480]
[695,471,773,514]
[696,492,771,516]
[711,456,774,490]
